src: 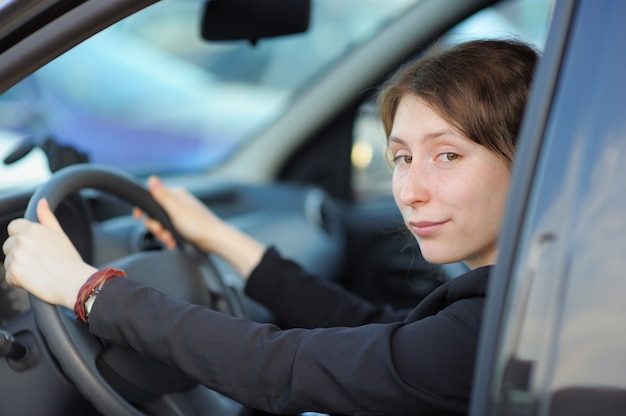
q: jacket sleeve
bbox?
[245,248,410,328]
[88,276,483,415]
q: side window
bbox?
[351,0,553,199]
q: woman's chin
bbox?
[418,246,464,266]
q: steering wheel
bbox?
[25,164,243,416]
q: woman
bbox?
[3,39,538,415]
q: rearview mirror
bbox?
[201,0,311,44]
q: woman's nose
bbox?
[397,164,430,207]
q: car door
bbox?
[471,0,626,415]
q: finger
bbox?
[2,235,14,257]
[36,199,63,233]
[3,265,18,287]
[154,228,176,250]
[144,216,164,234]
[163,235,176,250]
[147,175,168,203]
[159,233,176,250]
[6,218,30,237]
[141,216,175,249]
[2,240,17,286]
[147,176,185,212]
[133,207,145,220]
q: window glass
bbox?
[0,0,420,191]
[351,0,553,199]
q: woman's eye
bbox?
[393,155,412,165]
[437,152,460,162]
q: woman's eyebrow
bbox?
[423,129,460,141]
[388,129,459,145]
[387,136,407,146]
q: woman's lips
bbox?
[409,220,448,237]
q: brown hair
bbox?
[377,39,539,164]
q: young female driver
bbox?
[3,39,538,415]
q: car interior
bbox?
[0,0,556,415]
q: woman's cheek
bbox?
[391,168,405,206]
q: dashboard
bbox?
[0,180,345,326]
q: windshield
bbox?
[0,0,420,191]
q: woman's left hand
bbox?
[2,199,97,310]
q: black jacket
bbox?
[89,248,490,415]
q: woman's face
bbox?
[390,95,511,269]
